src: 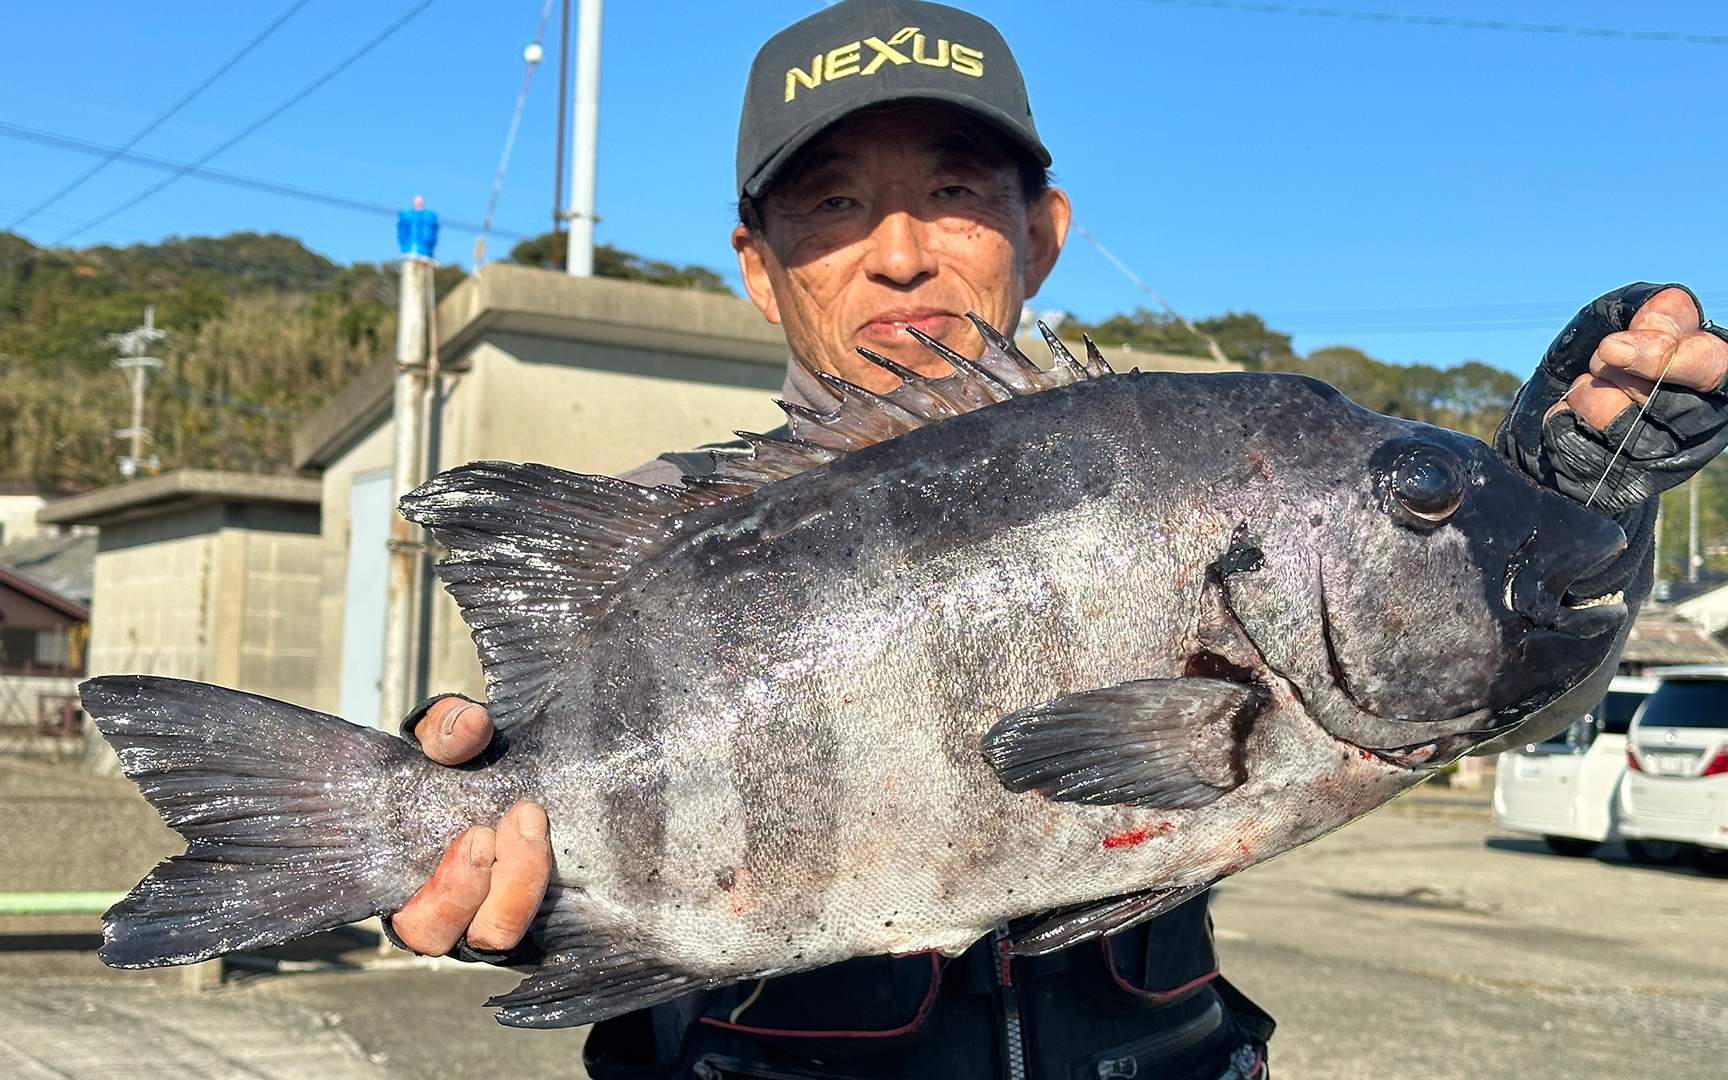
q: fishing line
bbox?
[1581,350,1678,511]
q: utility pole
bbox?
[381,198,438,732]
[564,0,602,276]
[107,307,167,479]
[1689,475,1701,584]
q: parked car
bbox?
[1493,675,1659,856]
[1619,665,1728,871]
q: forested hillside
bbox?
[0,231,718,486]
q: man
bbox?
[384,1,1728,1077]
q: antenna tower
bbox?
[107,306,168,478]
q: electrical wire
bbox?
[1262,292,1728,335]
[49,0,443,246]
[474,0,558,266]
[1073,223,1230,363]
[6,0,315,232]
[1132,0,1728,46]
[0,120,523,240]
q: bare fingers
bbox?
[1627,286,1701,338]
[391,826,497,955]
[1549,369,1649,431]
[1589,287,1728,394]
[465,801,552,951]
[415,698,494,766]
[1594,328,1728,396]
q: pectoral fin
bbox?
[980,678,1267,809]
[1010,882,1215,956]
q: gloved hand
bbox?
[1497,284,1728,518]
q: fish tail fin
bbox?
[80,674,426,968]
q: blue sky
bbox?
[3,0,1725,373]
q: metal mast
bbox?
[107,307,168,479]
[564,0,602,276]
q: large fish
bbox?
[81,322,1632,1027]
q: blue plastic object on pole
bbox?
[397,199,438,258]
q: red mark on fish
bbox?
[1102,822,1172,849]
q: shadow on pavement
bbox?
[1483,836,1718,878]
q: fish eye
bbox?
[1389,446,1466,524]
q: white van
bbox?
[1619,666,1728,872]
[1492,675,1659,856]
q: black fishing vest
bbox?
[582,892,1271,1080]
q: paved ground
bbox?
[1211,789,1728,1080]
[3,758,1723,1079]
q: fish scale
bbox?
[80,320,1635,1028]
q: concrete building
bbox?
[1672,580,1728,639]
[39,471,322,771]
[0,480,76,546]
[296,263,1235,729]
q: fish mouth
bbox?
[1504,528,1628,640]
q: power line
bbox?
[475,0,558,265]
[0,120,524,240]
[50,0,442,246]
[1132,0,1728,46]
[1263,291,1728,334]
[1073,223,1230,363]
[6,0,314,233]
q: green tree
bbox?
[509,232,734,295]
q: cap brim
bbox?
[741,90,1052,199]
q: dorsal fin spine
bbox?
[1082,335,1115,376]
[1038,323,1088,383]
[701,313,1105,495]
[855,346,923,382]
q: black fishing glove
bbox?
[1496,282,1728,519]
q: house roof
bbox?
[0,532,95,608]
[1622,605,1728,667]
[0,563,89,623]
[36,470,320,529]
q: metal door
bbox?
[339,469,393,729]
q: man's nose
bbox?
[862,210,937,287]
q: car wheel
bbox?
[1694,848,1728,876]
[1543,836,1599,857]
[1624,838,1690,865]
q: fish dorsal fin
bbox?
[703,317,1111,493]
[399,318,1108,728]
[400,463,713,729]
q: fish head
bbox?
[1210,379,1628,767]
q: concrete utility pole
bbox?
[564,0,602,277]
[1689,476,1701,584]
[381,198,438,731]
[107,307,167,479]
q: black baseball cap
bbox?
[736,0,1051,199]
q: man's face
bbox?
[733,105,1071,393]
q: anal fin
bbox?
[489,894,726,1028]
[491,952,717,1029]
[1009,883,1214,956]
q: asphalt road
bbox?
[3,759,1723,1079]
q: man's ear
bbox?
[733,224,782,326]
[1022,186,1071,300]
